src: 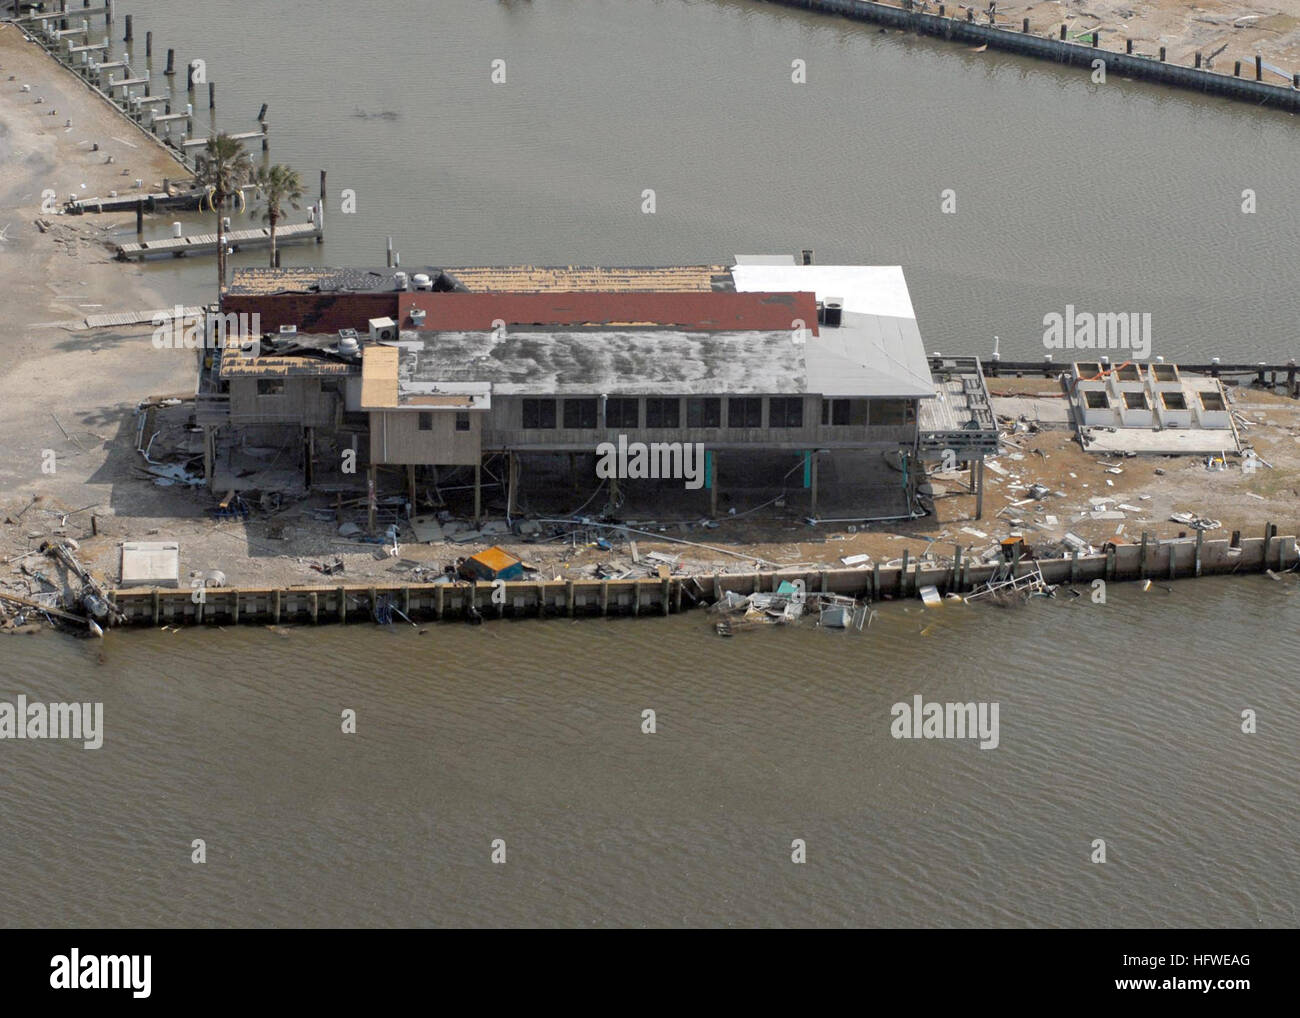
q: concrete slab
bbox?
[991,395,1074,427]
[1078,427,1240,456]
[120,541,180,588]
[408,515,444,542]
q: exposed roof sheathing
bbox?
[360,345,400,408]
[443,265,731,293]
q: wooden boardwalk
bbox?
[83,306,203,329]
[115,220,322,261]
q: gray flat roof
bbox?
[395,313,933,399]
[401,329,805,396]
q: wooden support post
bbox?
[708,450,718,517]
[273,588,281,623]
[632,582,641,617]
[1194,529,1203,577]
[407,463,416,510]
[146,30,151,57]
[367,464,377,532]
[164,48,175,75]
[152,589,160,625]
[1060,25,1066,40]
[122,13,130,41]
[505,451,515,517]
[599,581,609,617]
[1105,546,1116,581]
[566,580,575,617]
[1139,531,1148,579]
[208,80,215,110]
[1070,547,1079,584]
[974,459,985,519]
[434,584,444,620]
[537,582,545,617]
[338,586,346,623]
[311,592,319,624]
[135,197,143,238]
[661,577,670,616]
[402,585,411,617]
[1256,54,1263,81]
[473,461,482,527]
[808,451,818,516]
[672,581,682,614]
[872,562,880,600]
[1169,539,1177,580]
[900,550,909,596]
[1263,522,1274,569]
[232,591,239,624]
[1159,46,1166,61]
[953,544,963,593]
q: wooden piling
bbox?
[566,580,575,617]
[209,81,215,110]
[122,12,130,41]
[1194,529,1203,577]
[164,48,175,76]
[337,586,346,622]
[145,30,151,57]
[1139,531,1148,579]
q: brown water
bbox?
[2,0,1299,927]
[2,578,1297,927]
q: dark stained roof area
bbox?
[400,291,819,333]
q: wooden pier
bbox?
[115,218,323,261]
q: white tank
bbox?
[412,273,433,290]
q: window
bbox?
[563,398,598,430]
[320,379,341,395]
[418,412,433,431]
[256,379,284,396]
[455,412,471,431]
[687,397,721,429]
[868,399,908,427]
[728,397,762,429]
[769,397,803,428]
[646,397,680,429]
[605,397,639,429]
[522,398,556,429]
[821,399,850,426]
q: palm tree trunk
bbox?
[216,190,226,297]
[268,211,278,269]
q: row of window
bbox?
[519,397,912,430]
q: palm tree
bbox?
[194,133,254,295]
[254,164,304,269]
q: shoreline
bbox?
[3,15,1300,636]
[769,0,1300,110]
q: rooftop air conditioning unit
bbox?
[394,271,409,291]
[368,317,397,342]
[409,308,427,326]
[338,332,360,357]
[823,298,843,328]
[412,273,433,291]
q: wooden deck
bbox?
[116,221,322,261]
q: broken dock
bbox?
[115,216,323,261]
